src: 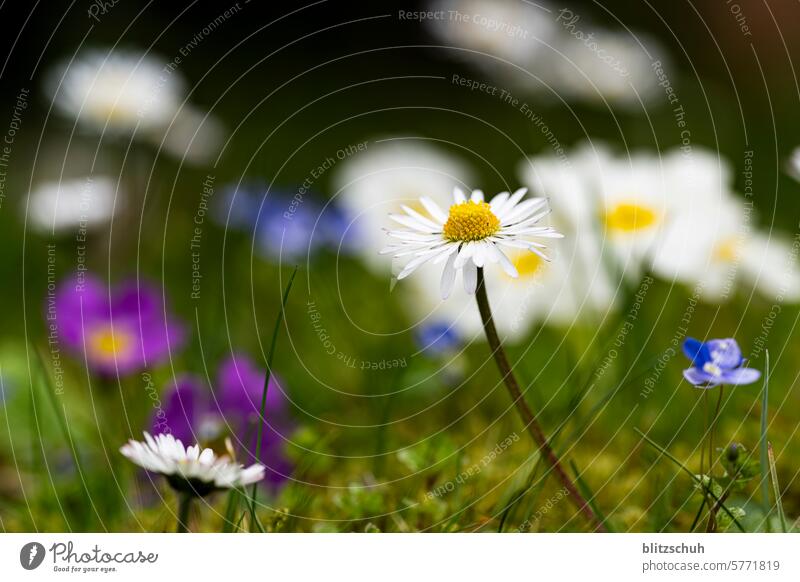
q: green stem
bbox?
[705,386,724,532]
[700,391,707,493]
[759,351,771,531]
[249,267,298,531]
[176,494,193,533]
[634,427,745,532]
[474,268,605,532]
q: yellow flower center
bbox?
[88,326,133,360]
[514,251,545,278]
[443,201,500,242]
[501,249,546,281]
[713,236,740,262]
[604,202,659,233]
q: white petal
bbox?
[495,187,527,218]
[489,243,519,277]
[432,244,458,264]
[401,205,442,230]
[399,246,448,274]
[473,242,487,267]
[454,242,474,268]
[489,191,510,211]
[470,189,484,202]
[440,252,458,299]
[386,230,441,242]
[501,198,547,224]
[463,261,478,294]
[388,213,436,232]
[453,187,467,204]
[420,197,448,223]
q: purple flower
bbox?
[214,183,358,261]
[682,337,761,387]
[155,354,294,486]
[51,275,186,375]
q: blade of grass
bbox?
[759,351,771,532]
[249,266,298,531]
[689,498,705,532]
[634,428,745,532]
[439,450,467,532]
[767,442,787,533]
[33,346,99,529]
[554,357,661,450]
[497,452,542,532]
[222,489,241,533]
[569,460,613,532]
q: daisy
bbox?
[553,28,665,107]
[425,0,559,76]
[380,185,603,530]
[425,0,668,107]
[154,105,225,165]
[520,143,735,281]
[651,192,800,303]
[120,432,265,496]
[786,146,800,182]
[27,176,118,234]
[404,230,613,342]
[156,353,295,488]
[334,140,473,273]
[382,187,563,298]
[45,49,183,134]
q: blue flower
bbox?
[214,183,358,261]
[682,337,761,387]
[415,321,461,355]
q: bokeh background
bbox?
[0,0,799,532]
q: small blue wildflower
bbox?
[214,183,358,261]
[415,321,461,355]
[682,337,761,387]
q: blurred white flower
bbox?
[333,140,474,272]
[120,432,265,495]
[27,176,118,233]
[522,144,731,279]
[425,0,668,108]
[786,146,800,182]
[154,105,226,165]
[738,233,800,301]
[426,0,559,77]
[552,28,663,106]
[46,49,183,134]
[522,142,800,303]
[652,195,800,302]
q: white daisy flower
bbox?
[382,187,563,298]
[426,0,559,76]
[334,140,473,273]
[46,49,183,134]
[120,432,265,496]
[518,146,617,310]
[152,105,226,165]
[552,28,665,107]
[27,176,118,233]
[786,146,800,182]
[652,194,800,302]
[521,143,734,280]
[425,0,668,107]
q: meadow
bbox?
[0,0,799,534]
